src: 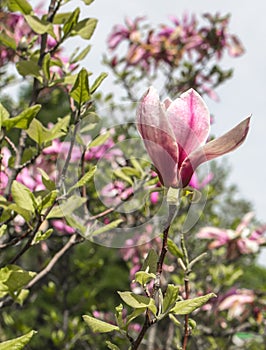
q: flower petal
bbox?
[178,116,250,187]
[136,87,179,187]
[167,88,210,164]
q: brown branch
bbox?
[26,233,79,289]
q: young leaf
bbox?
[32,229,53,245]
[170,293,216,315]
[63,7,80,36]
[90,72,108,94]
[16,60,41,79]
[0,225,7,238]
[113,169,133,186]
[106,341,120,350]
[67,166,96,194]
[0,265,36,296]
[3,105,41,131]
[37,190,58,212]
[82,0,95,4]
[7,0,33,14]
[24,15,55,38]
[0,103,10,131]
[72,18,97,40]
[0,330,37,350]
[87,131,110,150]
[38,168,56,191]
[162,284,179,314]
[11,181,36,212]
[53,12,73,25]
[70,68,90,105]
[126,308,146,326]
[47,195,87,219]
[8,203,32,222]
[115,304,125,330]
[70,44,91,64]
[134,271,156,286]
[141,249,158,274]
[167,237,183,259]
[0,32,16,50]
[82,315,119,333]
[118,291,157,315]
[89,219,123,237]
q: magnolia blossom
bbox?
[197,212,266,258]
[137,86,250,188]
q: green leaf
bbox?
[0,32,16,50]
[113,169,133,186]
[0,103,10,131]
[26,116,70,145]
[82,0,95,4]
[7,0,33,14]
[70,68,90,105]
[106,341,120,350]
[47,195,87,219]
[118,291,157,315]
[3,105,41,131]
[11,181,36,212]
[115,304,125,330]
[83,315,119,333]
[141,249,158,274]
[90,219,123,237]
[162,284,179,314]
[16,60,41,79]
[38,168,56,191]
[63,8,80,36]
[0,225,7,238]
[87,131,110,150]
[24,15,55,38]
[72,18,97,40]
[0,265,36,296]
[167,238,183,259]
[126,308,146,326]
[90,72,108,94]
[170,293,216,315]
[70,44,91,64]
[68,166,96,194]
[37,190,58,212]
[32,229,53,245]
[53,12,73,25]
[8,203,32,222]
[134,271,156,286]
[0,330,37,350]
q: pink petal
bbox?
[166,89,210,165]
[179,116,250,187]
[136,87,179,187]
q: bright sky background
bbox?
[38,0,266,263]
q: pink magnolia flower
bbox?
[218,288,255,320]
[137,86,250,188]
[197,212,266,258]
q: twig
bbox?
[26,233,79,289]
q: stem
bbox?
[180,233,191,350]
[131,204,177,349]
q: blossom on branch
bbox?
[136,86,250,188]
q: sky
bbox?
[63,0,266,262]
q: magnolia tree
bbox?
[0,1,265,350]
